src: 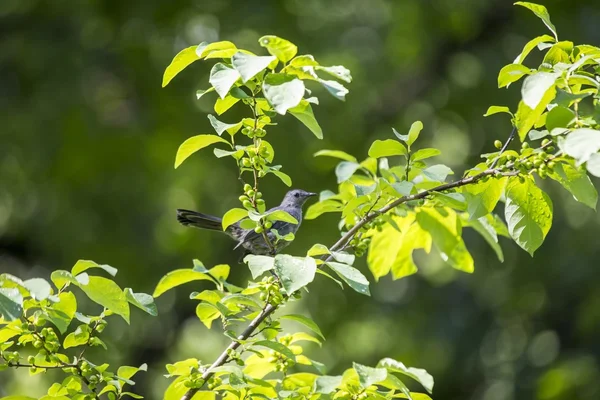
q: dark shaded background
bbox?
[2,0,600,399]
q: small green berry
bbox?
[521,142,530,149]
[254,226,264,234]
[242,200,253,209]
[243,184,252,192]
[494,140,503,149]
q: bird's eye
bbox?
[294,192,300,198]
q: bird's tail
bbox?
[176,209,223,231]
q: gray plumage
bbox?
[177,189,316,256]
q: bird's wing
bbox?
[235,206,301,249]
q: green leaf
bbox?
[411,148,440,162]
[243,255,275,279]
[174,135,231,168]
[50,270,79,289]
[254,340,296,361]
[515,2,558,41]
[262,73,305,115]
[195,303,220,329]
[197,41,237,59]
[316,65,352,83]
[305,200,343,220]
[162,46,200,87]
[521,72,558,109]
[46,291,77,333]
[422,164,453,182]
[222,208,248,230]
[118,363,148,381]
[23,278,51,301]
[319,79,348,101]
[586,153,600,178]
[548,162,597,209]
[545,106,574,131]
[0,288,23,321]
[335,161,361,183]
[232,52,276,83]
[270,169,292,187]
[63,325,90,349]
[214,93,240,115]
[274,255,316,294]
[464,215,504,262]
[289,100,323,139]
[463,177,507,220]
[515,86,557,141]
[259,35,297,63]
[71,260,118,277]
[153,269,216,297]
[504,177,553,256]
[353,363,387,389]
[207,115,242,136]
[125,289,158,316]
[326,262,370,296]
[267,210,298,224]
[209,63,241,99]
[79,276,130,323]
[368,140,407,158]
[513,34,555,64]
[314,375,343,394]
[314,150,357,162]
[280,314,325,341]
[497,64,532,88]
[407,121,424,147]
[196,87,215,100]
[484,105,512,117]
[562,128,600,165]
[416,207,474,273]
[377,358,434,394]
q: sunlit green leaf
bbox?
[561,128,600,165]
[515,2,558,41]
[79,276,130,323]
[463,177,507,220]
[262,73,305,115]
[23,278,51,301]
[125,289,158,316]
[548,162,597,209]
[46,291,77,333]
[259,35,297,63]
[484,105,512,117]
[274,255,316,294]
[280,314,325,341]
[0,288,23,321]
[314,150,357,162]
[153,269,215,297]
[222,208,248,230]
[326,262,370,296]
[162,46,199,87]
[513,34,555,64]
[377,358,434,393]
[411,148,441,162]
[289,100,323,139]
[416,207,474,273]
[63,325,90,349]
[504,177,553,256]
[335,161,361,183]
[207,115,242,136]
[174,135,231,168]
[232,52,276,82]
[353,363,387,389]
[368,140,407,158]
[497,64,532,88]
[71,260,118,277]
[209,63,241,99]
[305,200,343,220]
[521,72,558,109]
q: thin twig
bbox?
[490,126,516,169]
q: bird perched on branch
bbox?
[177,189,317,256]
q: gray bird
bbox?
[177,189,317,256]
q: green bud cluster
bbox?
[206,375,223,390]
[239,144,271,178]
[259,276,284,305]
[226,348,245,366]
[241,127,266,139]
[487,137,558,179]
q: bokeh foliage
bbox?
[2,1,600,399]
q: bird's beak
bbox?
[308,192,317,197]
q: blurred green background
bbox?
[2,0,600,399]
